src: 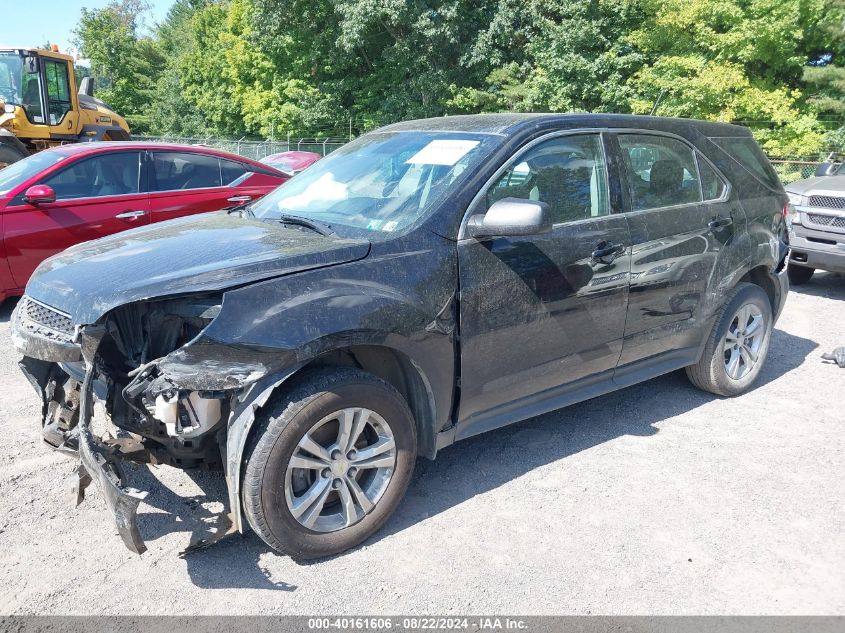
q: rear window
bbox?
[618,134,701,211]
[709,136,781,190]
[151,152,222,191]
[220,158,251,186]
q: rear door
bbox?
[456,131,632,428]
[612,132,743,371]
[3,150,149,287]
[147,151,284,223]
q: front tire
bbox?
[787,264,814,285]
[242,367,417,559]
[686,283,773,397]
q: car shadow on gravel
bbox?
[11,294,815,589]
[131,465,298,591]
[130,327,815,587]
[788,271,845,300]
[366,326,817,549]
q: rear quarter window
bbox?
[709,136,781,191]
[220,158,252,186]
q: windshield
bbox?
[0,52,33,105]
[250,131,498,235]
[0,150,67,196]
[0,53,23,104]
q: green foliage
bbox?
[449,0,645,114]
[69,0,845,153]
[625,0,836,155]
[73,0,165,134]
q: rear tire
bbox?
[686,283,773,397]
[242,367,417,559]
[787,265,814,285]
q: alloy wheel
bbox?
[284,407,396,533]
[723,303,765,380]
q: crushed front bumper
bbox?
[75,364,149,554]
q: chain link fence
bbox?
[132,136,349,161]
[769,159,829,183]
[136,135,839,184]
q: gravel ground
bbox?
[0,274,843,615]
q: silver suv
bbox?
[785,158,845,284]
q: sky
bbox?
[0,0,173,55]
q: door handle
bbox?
[708,216,733,230]
[592,241,624,264]
[115,210,147,219]
[227,195,252,204]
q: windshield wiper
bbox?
[226,201,254,217]
[276,214,336,236]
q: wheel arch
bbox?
[224,342,440,535]
[292,344,439,460]
[738,265,779,315]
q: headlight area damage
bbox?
[15,294,277,555]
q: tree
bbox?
[448,0,645,114]
[625,0,832,155]
[73,0,165,133]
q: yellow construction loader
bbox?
[0,46,131,168]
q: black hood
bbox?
[25,212,370,324]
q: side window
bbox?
[697,156,727,201]
[21,58,44,124]
[710,136,781,190]
[220,158,251,186]
[44,60,72,125]
[41,152,141,199]
[618,134,702,211]
[151,152,223,191]
[487,134,609,224]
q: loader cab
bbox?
[0,47,131,168]
[0,49,79,137]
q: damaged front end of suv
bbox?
[13,291,286,553]
[8,205,388,554]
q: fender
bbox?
[78,125,132,142]
[223,362,306,534]
[155,236,459,533]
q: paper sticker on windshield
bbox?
[406,140,480,166]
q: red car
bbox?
[260,150,322,175]
[0,142,288,303]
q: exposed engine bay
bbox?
[15,294,246,554]
[34,295,228,466]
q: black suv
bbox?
[11,114,789,559]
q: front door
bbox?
[456,132,631,432]
[4,150,148,287]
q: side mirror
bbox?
[815,162,840,177]
[78,77,95,98]
[24,56,40,74]
[24,185,56,205]
[466,197,552,239]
